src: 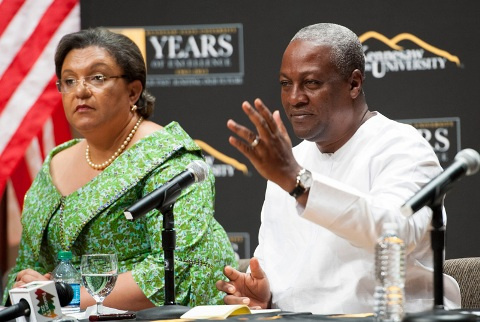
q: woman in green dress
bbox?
[4,28,236,311]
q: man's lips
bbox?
[290,111,313,120]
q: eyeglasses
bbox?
[56,74,128,93]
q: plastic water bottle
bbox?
[373,222,405,322]
[52,251,81,313]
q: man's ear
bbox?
[349,69,363,99]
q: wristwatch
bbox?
[289,168,313,198]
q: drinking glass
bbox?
[80,254,118,315]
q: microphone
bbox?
[54,282,74,307]
[124,160,209,220]
[401,148,480,216]
[2,281,73,322]
[1,299,31,322]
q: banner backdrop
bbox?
[81,0,480,259]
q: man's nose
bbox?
[288,85,308,106]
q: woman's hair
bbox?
[55,27,155,118]
[291,23,365,80]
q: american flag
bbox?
[0,0,79,214]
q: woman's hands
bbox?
[13,269,51,288]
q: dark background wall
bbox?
[81,0,480,260]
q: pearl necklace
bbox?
[86,116,143,171]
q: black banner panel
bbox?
[80,0,480,259]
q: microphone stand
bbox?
[136,200,190,320]
[404,194,475,321]
[161,202,188,310]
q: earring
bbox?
[131,104,137,112]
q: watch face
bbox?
[299,169,313,188]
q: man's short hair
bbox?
[291,23,365,80]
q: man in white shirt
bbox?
[216,23,461,314]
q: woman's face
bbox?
[59,46,139,135]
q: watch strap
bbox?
[289,185,307,199]
[289,168,310,199]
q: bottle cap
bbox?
[58,250,73,260]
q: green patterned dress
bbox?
[4,122,236,307]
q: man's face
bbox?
[280,40,357,150]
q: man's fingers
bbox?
[248,258,266,280]
[215,280,235,294]
[273,110,289,138]
[224,295,250,305]
[241,101,273,139]
[226,119,248,138]
[216,280,235,294]
[223,265,242,281]
[228,99,283,153]
[227,133,263,168]
[254,98,277,134]
[227,119,257,143]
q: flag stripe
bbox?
[0,77,58,186]
[0,3,79,155]
[0,0,53,79]
[0,0,78,268]
[0,1,79,198]
[41,118,53,158]
[0,0,77,114]
[50,99,71,146]
[10,156,31,208]
[25,134,44,179]
[0,0,26,37]
[8,110,67,209]
[0,2,79,150]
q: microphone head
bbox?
[187,160,209,183]
[455,148,480,176]
[55,282,74,307]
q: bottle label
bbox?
[68,283,81,307]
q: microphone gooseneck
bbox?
[124,160,209,220]
[401,148,480,216]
